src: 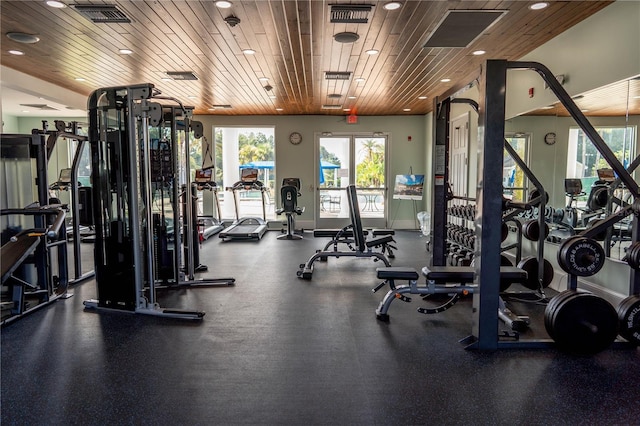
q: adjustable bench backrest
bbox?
[346,185,367,252]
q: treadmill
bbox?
[194,169,224,240]
[219,168,268,241]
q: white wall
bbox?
[506,1,640,118]
[194,114,428,229]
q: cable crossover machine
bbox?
[83,84,234,320]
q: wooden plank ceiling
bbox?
[1,0,618,116]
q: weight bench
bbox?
[313,228,396,258]
[298,185,394,280]
[374,265,529,330]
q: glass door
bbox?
[316,134,387,229]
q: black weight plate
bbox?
[499,254,514,292]
[557,237,605,277]
[545,290,580,340]
[550,292,619,355]
[617,295,640,345]
[517,256,554,290]
[501,222,509,242]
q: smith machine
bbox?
[83,84,234,320]
[452,60,639,352]
[379,60,639,355]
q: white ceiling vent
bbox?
[330,4,373,23]
[165,71,199,81]
[73,4,132,23]
[20,104,58,110]
[321,104,343,110]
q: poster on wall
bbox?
[393,174,424,200]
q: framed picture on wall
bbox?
[393,174,424,200]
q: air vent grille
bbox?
[165,71,199,81]
[73,5,131,23]
[330,4,373,23]
[325,71,352,80]
[423,10,507,48]
[20,103,58,110]
[211,105,233,109]
[322,104,343,110]
[327,94,342,99]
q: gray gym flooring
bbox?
[2,230,639,425]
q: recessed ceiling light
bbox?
[472,50,486,56]
[275,107,283,111]
[161,78,172,81]
[343,108,351,112]
[383,1,402,10]
[348,96,357,99]
[188,96,197,99]
[529,2,548,10]
[46,0,67,8]
[633,95,640,99]
[403,108,411,112]
[8,49,24,55]
[418,96,427,100]
[269,95,276,99]
[441,78,451,83]
[242,49,256,55]
[215,0,232,8]
[355,77,366,83]
[22,110,30,113]
[6,32,40,44]
[119,49,133,54]
[365,49,379,55]
[75,77,86,81]
[259,77,269,81]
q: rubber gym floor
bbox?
[2,230,639,425]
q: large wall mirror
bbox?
[506,76,640,262]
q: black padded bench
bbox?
[422,266,527,287]
[375,265,528,322]
[313,228,394,238]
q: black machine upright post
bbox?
[470,60,509,351]
[431,97,451,267]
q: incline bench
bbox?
[374,265,529,330]
[312,228,396,258]
[297,185,395,280]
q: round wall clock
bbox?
[544,132,557,145]
[289,132,302,145]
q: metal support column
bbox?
[431,97,450,266]
[469,60,508,350]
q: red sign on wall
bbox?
[346,114,358,124]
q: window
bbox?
[566,126,636,204]
[503,134,529,202]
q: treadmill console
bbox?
[195,169,217,191]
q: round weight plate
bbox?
[545,290,580,341]
[522,220,550,241]
[591,187,609,210]
[557,237,605,277]
[529,189,549,206]
[626,242,640,270]
[500,254,514,292]
[548,291,619,355]
[617,295,640,346]
[551,293,619,355]
[517,256,554,290]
